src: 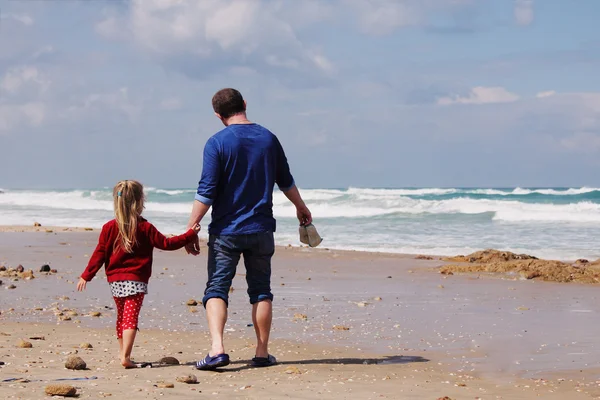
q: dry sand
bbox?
[1,226,600,399]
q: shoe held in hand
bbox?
[299,223,323,248]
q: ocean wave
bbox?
[2,189,600,223]
[346,187,459,196]
[272,195,600,222]
[153,189,194,196]
[344,187,600,197]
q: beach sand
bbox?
[1,226,600,399]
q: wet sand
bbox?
[1,227,600,399]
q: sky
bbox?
[1,0,599,189]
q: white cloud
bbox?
[0,102,45,133]
[514,0,534,26]
[31,45,55,60]
[437,86,520,105]
[2,13,34,26]
[70,87,142,122]
[95,16,124,40]
[536,90,556,98]
[560,132,600,153]
[343,0,418,35]
[96,0,336,78]
[1,66,50,95]
[160,97,182,110]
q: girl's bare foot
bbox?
[121,358,137,369]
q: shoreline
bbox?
[0,224,438,259]
[2,227,600,398]
[0,224,590,262]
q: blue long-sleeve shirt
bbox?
[195,123,295,235]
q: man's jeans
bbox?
[202,232,275,307]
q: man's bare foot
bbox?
[121,358,137,369]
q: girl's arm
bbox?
[80,225,109,282]
[147,223,200,251]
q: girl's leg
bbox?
[120,293,145,368]
[113,296,125,359]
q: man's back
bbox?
[195,124,295,235]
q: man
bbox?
[185,88,312,370]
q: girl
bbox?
[77,180,200,368]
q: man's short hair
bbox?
[212,88,246,119]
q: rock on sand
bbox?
[45,384,77,397]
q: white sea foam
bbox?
[346,187,459,196]
[154,189,194,195]
[2,187,600,261]
[273,192,600,222]
[2,189,600,222]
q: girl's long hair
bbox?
[113,180,145,253]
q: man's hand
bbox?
[77,278,87,292]
[185,235,201,256]
[296,205,312,226]
[191,223,201,234]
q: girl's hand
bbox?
[191,223,201,234]
[77,278,87,292]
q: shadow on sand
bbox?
[178,355,429,372]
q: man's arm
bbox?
[187,200,211,230]
[184,200,211,255]
[185,137,220,255]
[273,136,312,225]
[282,185,312,226]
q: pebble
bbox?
[284,366,302,374]
[186,299,198,306]
[16,265,24,273]
[65,355,87,370]
[8,284,16,289]
[333,325,350,331]
[79,343,93,349]
[293,313,308,321]
[17,339,33,348]
[89,311,102,317]
[45,384,77,397]
[40,264,51,272]
[156,382,174,388]
[158,356,179,365]
[176,374,198,384]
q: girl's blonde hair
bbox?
[113,180,145,253]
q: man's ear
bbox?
[243,100,247,111]
[215,112,223,120]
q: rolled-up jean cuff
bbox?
[202,293,229,308]
[249,293,274,305]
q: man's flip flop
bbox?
[135,362,152,368]
[195,353,230,370]
[251,354,277,368]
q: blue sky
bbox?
[1,0,599,189]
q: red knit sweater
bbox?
[80,218,197,284]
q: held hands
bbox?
[77,277,87,292]
[191,223,201,234]
[296,205,312,226]
[185,223,201,255]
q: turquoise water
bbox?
[1,187,599,260]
